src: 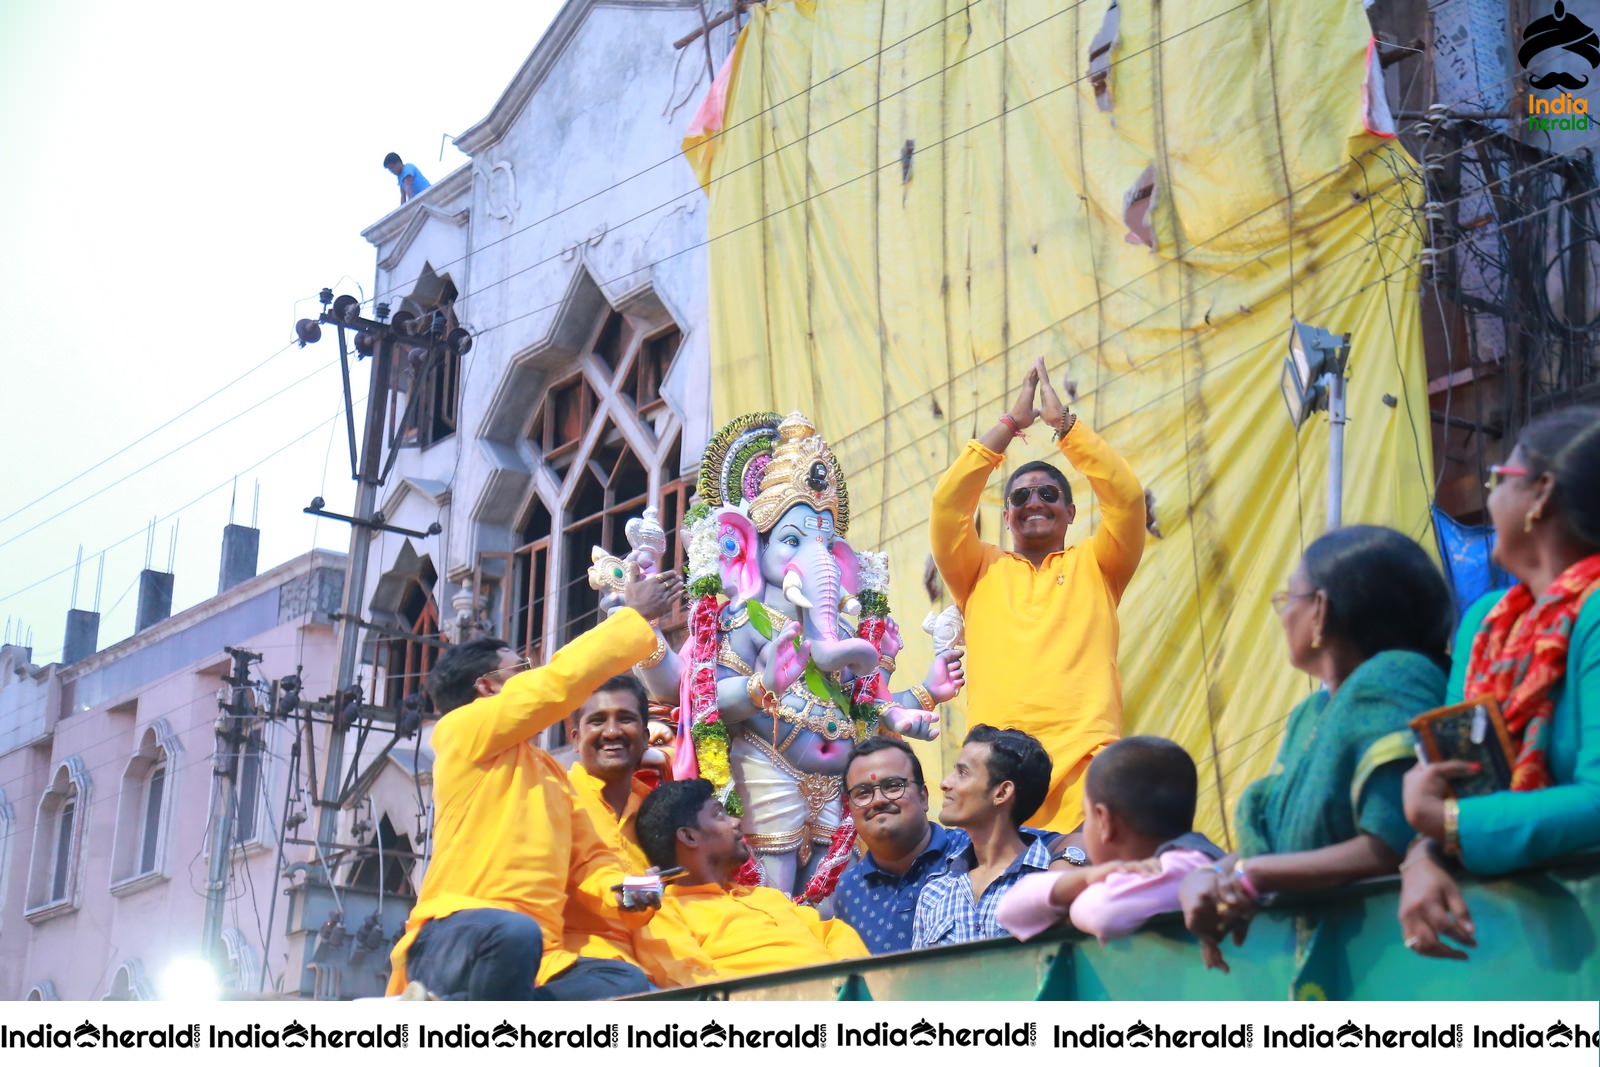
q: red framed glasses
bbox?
[1485,464,1530,491]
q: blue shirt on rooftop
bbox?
[396,163,430,199]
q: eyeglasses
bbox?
[1269,590,1316,612]
[1485,464,1530,491]
[479,657,532,683]
[845,776,915,808]
[1007,484,1063,508]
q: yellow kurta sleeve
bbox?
[1058,422,1145,601]
[435,608,656,760]
[929,440,1005,606]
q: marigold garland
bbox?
[685,591,742,816]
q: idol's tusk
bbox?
[781,570,813,611]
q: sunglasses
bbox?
[1484,464,1530,491]
[479,657,532,683]
[845,776,916,808]
[1007,484,1063,508]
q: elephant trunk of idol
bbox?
[782,565,878,676]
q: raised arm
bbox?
[930,367,1039,603]
[435,608,656,760]
[1035,358,1144,599]
[435,569,680,760]
[1058,422,1145,599]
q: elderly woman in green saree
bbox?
[1179,525,1455,971]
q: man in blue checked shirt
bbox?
[833,737,969,954]
[912,726,1056,949]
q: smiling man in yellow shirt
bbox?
[386,568,682,1000]
[930,358,1146,834]
[637,779,869,979]
[563,673,716,987]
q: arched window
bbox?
[345,812,417,897]
[395,268,460,451]
[103,960,153,1001]
[379,563,442,709]
[26,758,91,920]
[112,721,182,892]
[221,927,263,993]
[506,304,692,673]
[26,980,59,1001]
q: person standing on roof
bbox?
[384,152,430,204]
[929,357,1146,833]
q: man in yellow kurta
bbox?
[636,778,869,979]
[385,569,682,1000]
[564,674,716,987]
[930,359,1145,833]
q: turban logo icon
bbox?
[1520,1,1600,91]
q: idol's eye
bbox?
[781,534,800,548]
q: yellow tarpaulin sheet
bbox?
[686,0,1433,844]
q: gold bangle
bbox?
[635,633,668,670]
[1443,797,1461,857]
[747,674,778,712]
[908,684,937,713]
[878,655,897,673]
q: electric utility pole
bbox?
[202,645,262,969]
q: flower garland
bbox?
[849,550,893,713]
[680,504,742,816]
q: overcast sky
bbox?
[0,0,565,662]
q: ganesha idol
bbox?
[597,412,964,896]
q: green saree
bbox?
[1235,649,1447,858]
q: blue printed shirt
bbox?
[833,823,969,954]
[911,829,1056,949]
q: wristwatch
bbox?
[1051,846,1089,867]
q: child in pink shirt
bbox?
[997,736,1223,942]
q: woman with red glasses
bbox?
[1177,525,1454,972]
[1399,406,1600,959]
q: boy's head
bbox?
[1081,736,1198,864]
[636,778,748,883]
[383,151,403,173]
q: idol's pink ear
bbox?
[717,510,763,604]
[831,538,860,595]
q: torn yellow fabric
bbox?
[688,0,1432,844]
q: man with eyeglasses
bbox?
[832,736,970,953]
[386,566,686,1000]
[930,357,1146,834]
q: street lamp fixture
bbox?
[1281,320,1352,529]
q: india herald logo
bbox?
[1521,2,1600,91]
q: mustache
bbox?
[1530,71,1591,90]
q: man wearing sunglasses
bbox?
[930,357,1146,834]
[832,736,969,953]
[386,565,686,1000]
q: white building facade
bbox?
[354,0,731,732]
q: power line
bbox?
[0,405,350,608]
[0,342,298,529]
[0,359,341,553]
